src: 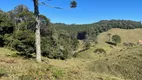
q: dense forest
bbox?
[0,5,142,60]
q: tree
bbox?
[33,0,41,62]
[112,34,121,46]
[32,0,77,62]
[107,33,111,42]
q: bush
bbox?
[112,34,121,46]
[71,38,79,50]
[94,48,106,54]
[4,30,35,57]
[73,52,79,58]
[52,69,64,79]
[0,68,7,78]
[84,42,91,50]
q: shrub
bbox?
[112,34,121,46]
[84,42,91,50]
[73,52,79,58]
[52,69,64,79]
[4,30,35,57]
[94,48,106,54]
[71,38,79,50]
[0,68,7,78]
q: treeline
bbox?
[54,20,142,41]
[0,5,79,60]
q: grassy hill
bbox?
[1,28,142,80]
[77,28,142,56]
[89,46,142,80]
[97,28,142,44]
[75,28,142,80]
[0,48,123,80]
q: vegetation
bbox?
[55,20,142,42]
[89,47,142,80]
[1,5,142,60]
[0,48,123,80]
[1,39,142,80]
[107,33,112,42]
[0,5,78,60]
[32,0,77,62]
[112,34,121,46]
[84,41,91,50]
[97,28,142,44]
[3,5,142,60]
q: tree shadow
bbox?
[105,41,116,46]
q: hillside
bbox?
[1,45,142,80]
[1,28,142,80]
[89,46,142,80]
[54,20,142,41]
[97,28,142,44]
[0,48,123,80]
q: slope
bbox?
[97,28,142,44]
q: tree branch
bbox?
[39,0,77,9]
[41,2,64,9]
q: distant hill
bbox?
[54,20,142,40]
[97,28,142,44]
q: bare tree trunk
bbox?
[33,0,41,62]
[35,17,41,62]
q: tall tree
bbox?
[32,0,77,62]
[33,0,41,62]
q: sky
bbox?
[0,0,141,24]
